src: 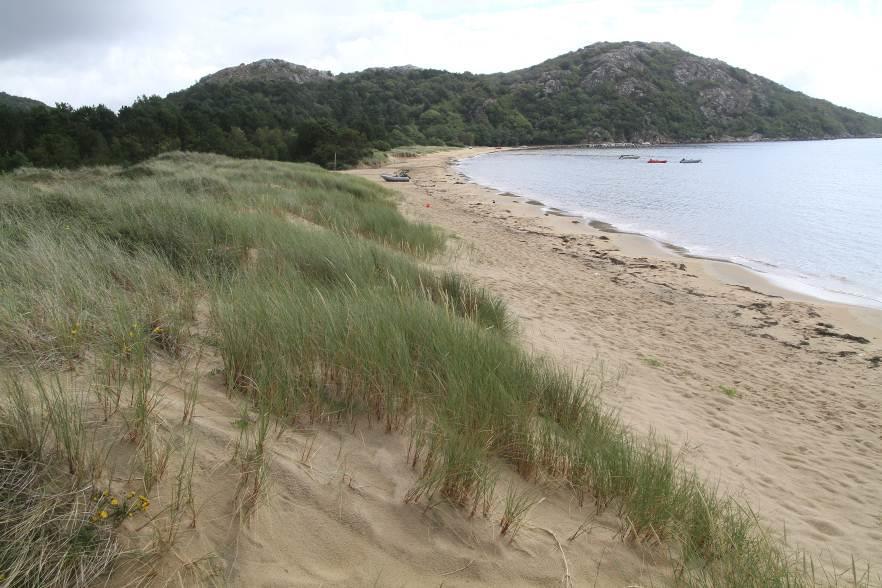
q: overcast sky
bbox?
[1,0,880,116]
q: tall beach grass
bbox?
[0,152,872,587]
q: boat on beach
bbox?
[381,170,411,182]
[618,154,640,159]
[647,158,667,164]
[680,158,702,164]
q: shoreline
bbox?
[454,148,882,333]
[505,135,882,151]
[347,147,882,570]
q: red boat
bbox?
[647,158,667,164]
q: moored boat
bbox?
[618,154,640,159]
[647,158,667,164]
[381,170,411,182]
[680,158,702,164]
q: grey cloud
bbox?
[0,1,159,59]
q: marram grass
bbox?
[0,152,873,587]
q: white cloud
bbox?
[0,0,879,116]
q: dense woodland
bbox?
[2,42,881,171]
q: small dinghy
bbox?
[381,170,410,182]
[647,158,667,164]
[680,158,702,164]
[618,154,640,159]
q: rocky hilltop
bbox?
[494,41,852,141]
[509,42,772,118]
[198,59,334,85]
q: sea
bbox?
[457,139,882,309]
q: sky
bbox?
[1,0,880,116]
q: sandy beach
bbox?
[9,151,879,587]
[349,148,882,572]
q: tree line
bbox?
[3,45,881,172]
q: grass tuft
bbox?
[499,485,542,540]
[719,385,739,398]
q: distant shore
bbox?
[502,134,882,151]
[348,147,882,570]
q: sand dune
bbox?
[348,148,882,573]
[126,348,668,586]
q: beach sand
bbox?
[348,148,882,572]
[131,302,670,587]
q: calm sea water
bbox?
[457,139,882,308]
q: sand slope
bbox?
[348,148,882,573]
[122,348,668,587]
[111,206,675,587]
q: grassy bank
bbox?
[358,145,456,168]
[0,153,870,586]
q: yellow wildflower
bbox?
[127,491,135,499]
[110,498,119,506]
[102,489,109,496]
[99,510,109,519]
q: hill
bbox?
[198,58,333,85]
[490,41,882,142]
[170,41,882,146]
[1,42,881,170]
[0,91,47,111]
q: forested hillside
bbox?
[0,91,46,111]
[2,42,880,171]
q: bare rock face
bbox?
[360,65,422,74]
[581,43,652,96]
[673,56,772,118]
[672,58,734,86]
[540,72,563,95]
[199,59,334,85]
